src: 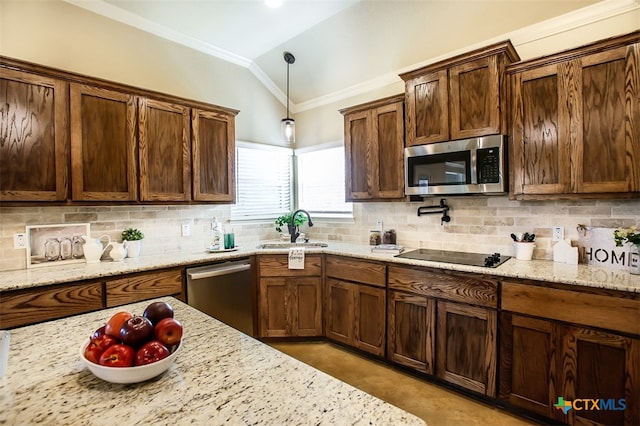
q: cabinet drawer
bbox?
[326,255,385,287]
[0,282,103,328]
[502,281,640,336]
[258,254,322,277]
[105,269,183,307]
[388,265,498,308]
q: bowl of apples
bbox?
[80,301,184,384]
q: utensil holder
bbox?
[514,242,535,260]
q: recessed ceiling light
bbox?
[265,0,283,8]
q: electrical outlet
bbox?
[13,233,26,249]
[552,226,564,241]
[376,219,383,231]
[182,224,191,237]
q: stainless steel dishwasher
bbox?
[186,258,254,337]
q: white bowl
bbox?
[80,338,181,384]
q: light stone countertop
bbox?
[1,241,639,293]
[0,297,425,426]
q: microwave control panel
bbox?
[476,147,501,183]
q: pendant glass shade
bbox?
[281,118,295,145]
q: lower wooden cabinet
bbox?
[325,256,386,356]
[0,282,103,328]
[257,254,323,337]
[387,289,436,374]
[500,281,640,425]
[105,268,184,307]
[436,301,497,397]
[325,278,386,356]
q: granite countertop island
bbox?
[1,241,639,294]
[0,297,425,425]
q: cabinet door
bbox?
[354,284,386,357]
[344,109,371,200]
[499,313,559,418]
[138,98,191,201]
[259,277,289,337]
[449,56,500,140]
[511,63,571,196]
[374,101,405,199]
[292,277,323,337]
[70,84,137,201]
[192,108,235,202]
[436,301,497,397]
[387,290,435,374]
[575,44,639,194]
[0,68,69,201]
[560,326,640,426]
[325,278,355,345]
[404,69,448,145]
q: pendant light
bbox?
[281,51,295,145]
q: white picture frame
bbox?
[25,223,91,269]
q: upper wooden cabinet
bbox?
[340,94,405,201]
[70,84,138,201]
[508,31,640,199]
[192,109,236,202]
[1,56,238,204]
[139,98,191,202]
[400,41,519,146]
[0,68,69,201]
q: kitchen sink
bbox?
[256,242,329,249]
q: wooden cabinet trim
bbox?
[502,281,640,336]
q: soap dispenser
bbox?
[210,217,224,250]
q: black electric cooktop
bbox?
[395,249,510,268]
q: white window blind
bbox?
[231,142,293,220]
[297,145,352,215]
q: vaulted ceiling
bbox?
[66,0,614,111]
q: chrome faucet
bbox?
[288,209,314,243]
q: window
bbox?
[231,142,293,220]
[296,144,352,216]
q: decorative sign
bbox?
[577,226,636,271]
[26,223,90,269]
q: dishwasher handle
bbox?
[187,263,251,280]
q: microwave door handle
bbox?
[470,149,478,185]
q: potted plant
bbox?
[122,228,144,258]
[614,226,640,275]
[275,212,308,239]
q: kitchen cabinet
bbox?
[138,98,191,202]
[0,281,103,328]
[508,31,640,199]
[325,256,386,356]
[400,41,518,146]
[436,300,497,397]
[105,268,184,307]
[257,254,323,337]
[0,67,69,201]
[500,280,640,425]
[387,264,499,394]
[70,83,138,201]
[192,108,236,202]
[340,94,405,201]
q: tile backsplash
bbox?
[1,197,638,272]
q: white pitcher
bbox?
[82,235,111,263]
[109,241,127,262]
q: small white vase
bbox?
[629,244,640,275]
[124,240,142,258]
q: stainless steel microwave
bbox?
[404,135,507,196]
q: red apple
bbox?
[143,301,174,326]
[119,316,154,348]
[155,317,183,346]
[105,311,133,338]
[84,334,117,364]
[135,340,170,366]
[99,344,135,367]
[91,325,107,340]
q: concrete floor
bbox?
[269,341,537,426]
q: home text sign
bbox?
[577,226,638,271]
